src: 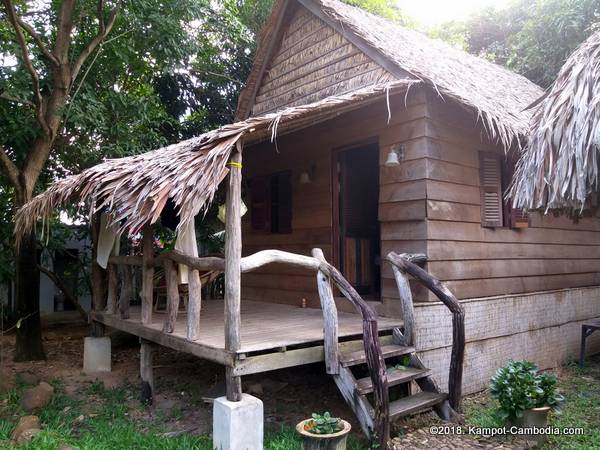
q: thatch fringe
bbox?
[15,80,419,241]
[509,30,600,210]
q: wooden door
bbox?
[334,143,381,296]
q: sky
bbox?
[397,0,512,26]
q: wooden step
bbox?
[356,367,430,394]
[389,392,447,419]
[340,345,415,367]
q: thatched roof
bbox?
[237,0,544,149]
[510,30,600,210]
[15,80,418,240]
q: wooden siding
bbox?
[251,5,394,116]
[380,93,600,304]
[242,88,428,313]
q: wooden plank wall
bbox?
[251,5,394,116]
[242,88,429,311]
[382,92,600,305]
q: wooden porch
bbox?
[90,300,402,372]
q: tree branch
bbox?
[0,145,21,189]
[71,1,119,82]
[38,265,88,321]
[0,91,34,107]
[14,15,59,66]
[1,0,50,136]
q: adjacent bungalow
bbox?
[15,0,600,446]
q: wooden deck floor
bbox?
[91,300,402,368]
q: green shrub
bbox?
[490,360,564,421]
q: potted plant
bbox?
[490,360,564,445]
[296,412,351,450]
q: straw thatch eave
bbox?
[15,80,419,241]
[509,30,600,211]
[237,0,544,150]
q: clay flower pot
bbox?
[296,419,351,450]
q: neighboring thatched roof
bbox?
[15,80,418,240]
[510,30,600,210]
[237,0,544,149]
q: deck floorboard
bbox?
[92,300,402,356]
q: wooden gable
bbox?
[250,5,395,116]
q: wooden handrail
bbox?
[385,252,465,411]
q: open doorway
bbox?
[333,142,381,298]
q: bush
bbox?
[490,360,564,421]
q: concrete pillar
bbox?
[83,336,111,373]
[213,394,263,450]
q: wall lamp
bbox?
[384,143,405,167]
[299,163,317,184]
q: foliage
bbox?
[0,380,366,449]
[431,0,600,87]
[304,412,344,435]
[490,360,564,421]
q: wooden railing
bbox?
[385,252,465,410]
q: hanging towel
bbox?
[96,213,120,269]
[174,220,198,284]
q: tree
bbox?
[431,0,600,87]
[0,0,206,361]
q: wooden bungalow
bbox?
[15,0,600,446]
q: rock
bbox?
[0,369,15,394]
[20,382,54,412]
[17,371,41,386]
[11,415,41,444]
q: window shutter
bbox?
[510,208,529,228]
[479,152,503,228]
[250,176,269,230]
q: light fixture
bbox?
[299,163,317,184]
[385,144,405,167]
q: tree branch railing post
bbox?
[385,252,465,411]
[311,248,339,375]
[141,223,154,325]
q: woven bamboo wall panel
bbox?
[252,6,394,115]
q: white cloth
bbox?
[96,213,120,269]
[174,220,198,284]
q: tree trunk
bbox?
[13,223,45,361]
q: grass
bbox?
[0,379,369,449]
[464,356,600,449]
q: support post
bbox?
[187,268,202,340]
[163,259,180,333]
[119,264,133,319]
[311,248,339,375]
[141,223,154,325]
[224,142,243,401]
[391,265,415,346]
[140,338,154,405]
[90,213,106,337]
[106,262,118,315]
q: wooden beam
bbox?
[162,259,180,333]
[141,223,154,325]
[241,249,320,273]
[108,255,143,266]
[140,339,154,405]
[312,248,339,375]
[90,310,235,366]
[224,142,243,401]
[155,250,224,271]
[90,213,106,337]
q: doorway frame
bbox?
[330,136,381,288]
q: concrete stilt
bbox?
[83,336,111,373]
[213,394,263,450]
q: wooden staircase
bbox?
[308,248,464,447]
[332,329,452,439]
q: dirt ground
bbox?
[0,323,529,449]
